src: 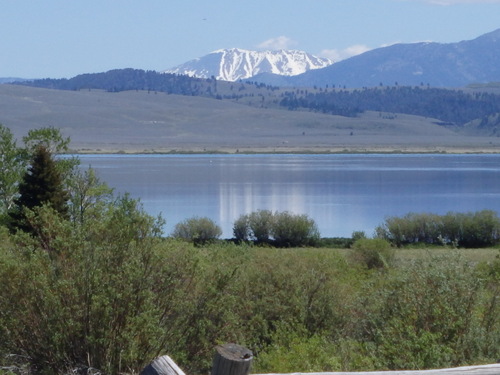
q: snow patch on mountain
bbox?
[163,48,333,81]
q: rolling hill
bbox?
[1,84,498,153]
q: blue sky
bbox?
[2,0,500,78]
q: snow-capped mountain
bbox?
[259,28,500,88]
[163,48,333,81]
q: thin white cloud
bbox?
[319,44,371,62]
[257,36,297,50]
[380,41,401,47]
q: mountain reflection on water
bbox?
[76,154,500,238]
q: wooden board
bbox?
[253,364,500,375]
[140,355,187,375]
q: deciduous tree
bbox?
[0,124,25,216]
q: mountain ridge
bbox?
[252,28,500,88]
[163,48,332,82]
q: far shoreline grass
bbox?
[68,146,500,155]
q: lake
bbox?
[76,154,500,238]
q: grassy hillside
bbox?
[1,84,499,153]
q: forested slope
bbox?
[279,86,500,128]
[14,69,500,133]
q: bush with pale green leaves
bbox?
[349,238,395,269]
[233,210,320,247]
[172,216,222,244]
[376,210,500,247]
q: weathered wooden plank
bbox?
[252,364,500,375]
[140,355,187,375]
[140,351,499,375]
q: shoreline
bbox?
[68,145,500,155]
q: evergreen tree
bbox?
[8,144,69,233]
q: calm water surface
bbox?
[77,154,500,238]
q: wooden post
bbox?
[211,343,253,375]
[140,355,187,375]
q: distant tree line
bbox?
[279,86,500,126]
[15,68,217,96]
[14,69,284,104]
[376,210,500,248]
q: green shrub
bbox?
[1,198,499,374]
[375,212,442,246]
[352,230,367,242]
[459,210,500,247]
[172,216,222,244]
[272,211,320,247]
[376,210,500,248]
[233,214,250,241]
[360,253,499,369]
[233,210,274,243]
[255,322,341,373]
[349,238,395,269]
[0,198,175,374]
[233,210,320,247]
[317,237,353,248]
[248,209,274,243]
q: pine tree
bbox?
[8,144,69,233]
